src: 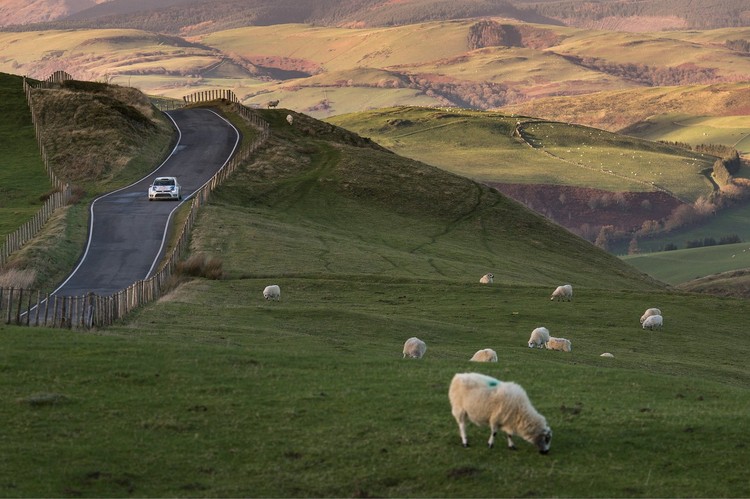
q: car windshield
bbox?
[154,178,175,186]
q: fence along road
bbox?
[52,107,240,297]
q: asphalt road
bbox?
[52,107,240,297]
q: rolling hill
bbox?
[2,83,750,496]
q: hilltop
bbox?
[3,0,748,32]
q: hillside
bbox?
[3,98,750,496]
[3,0,748,32]
[207,108,661,291]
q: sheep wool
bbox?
[449,372,552,454]
[403,337,427,359]
[640,308,662,324]
[545,337,572,352]
[479,273,494,284]
[470,349,498,362]
[642,314,663,330]
[263,284,281,301]
[550,284,573,301]
[528,327,550,349]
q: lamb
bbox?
[527,327,550,349]
[479,273,494,284]
[403,337,427,359]
[550,284,573,301]
[640,308,662,324]
[642,314,663,330]
[470,348,498,362]
[449,372,552,454]
[545,337,572,352]
[262,284,281,301]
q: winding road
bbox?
[52,107,240,297]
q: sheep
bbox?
[545,337,572,352]
[479,273,494,284]
[470,348,498,362]
[642,314,663,330]
[403,337,427,359]
[448,372,552,454]
[640,308,662,324]
[267,99,280,108]
[263,284,281,301]
[286,114,294,125]
[550,284,573,301]
[527,327,550,349]
[600,352,614,358]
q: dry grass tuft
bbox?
[0,268,37,289]
[176,254,224,280]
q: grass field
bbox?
[0,73,54,239]
[2,107,750,496]
[329,107,716,202]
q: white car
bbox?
[148,176,182,201]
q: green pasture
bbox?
[3,82,750,495]
[2,107,750,495]
[623,242,750,285]
[3,276,749,497]
[329,107,717,201]
[0,73,53,239]
[626,114,750,156]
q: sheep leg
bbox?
[454,412,469,447]
[488,428,497,448]
[506,434,517,450]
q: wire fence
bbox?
[1,78,270,328]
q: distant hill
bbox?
[2,0,748,33]
[0,0,106,27]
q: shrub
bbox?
[175,254,223,280]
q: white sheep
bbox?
[642,314,663,330]
[448,372,552,454]
[527,327,550,349]
[479,273,494,284]
[403,337,427,359]
[470,348,498,362]
[640,308,662,324]
[286,114,294,125]
[263,284,281,301]
[550,284,573,301]
[600,352,614,358]
[545,337,572,352]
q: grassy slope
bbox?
[3,107,750,497]
[328,106,715,202]
[0,73,53,238]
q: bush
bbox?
[175,254,224,280]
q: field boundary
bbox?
[1,78,270,328]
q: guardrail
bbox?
[2,80,270,328]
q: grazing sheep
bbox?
[286,114,294,125]
[550,284,573,301]
[263,284,281,301]
[479,273,494,284]
[640,308,662,324]
[527,327,550,349]
[449,372,552,454]
[600,352,614,358]
[470,349,498,362]
[545,337,572,352]
[403,337,427,359]
[267,99,280,108]
[642,314,663,330]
